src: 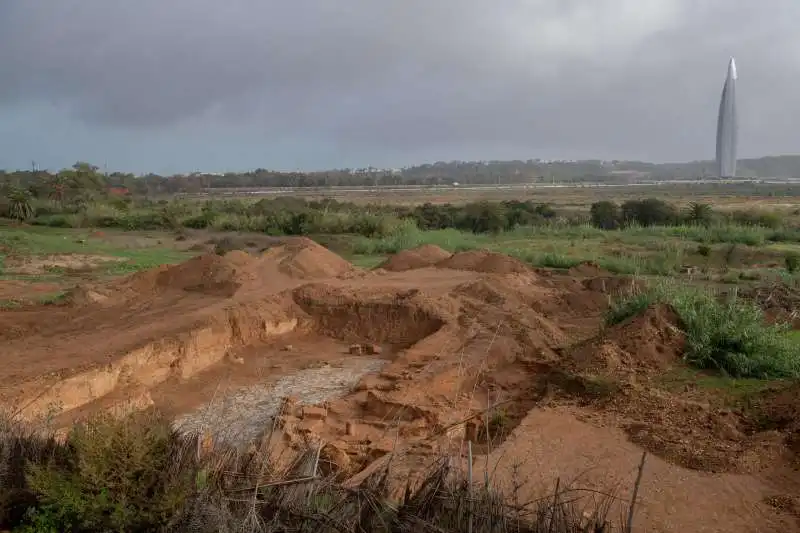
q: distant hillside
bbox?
[3,156,800,196]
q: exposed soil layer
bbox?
[1,242,799,532]
[377,244,452,272]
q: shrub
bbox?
[729,209,783,229]
[620,198,679,227]
[786,252,800,273]
[685,202,714,226]
[589,201,620,230]
[0,412,630,533]
[607,283,800,378]
[22,413,197,532]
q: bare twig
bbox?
[626,451,648,533]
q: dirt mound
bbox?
[88,240,353,302]
[377,245,452,272]
[94,250,259,300]
[261,238,355,279]
[568,261,610,277]
[152,252,254,296]
[436,250,532,275]
[570,304,685,374]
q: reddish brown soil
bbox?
[739,284,800,328]
[748,384,800,459]
[435,249,533,275]
[377,244,452,272]
[0,242,798,532]
[569,304,685,375]
[0,280,62,301]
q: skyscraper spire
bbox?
[716,57,738,178]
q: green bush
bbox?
[621,198,679,227]
[589,201,620,230]
[22,414,196,532]
[786,252,800,273]
[607,283,800,379]
[729,209,783,229]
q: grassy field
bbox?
[4,219,800,306]
[0,226,195,307]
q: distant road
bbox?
[184,178,800,198]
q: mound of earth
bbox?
[261,238,355,279]
[70,240,356,303]
[570,304,685,374]
[140,251,255,297]
[377,245,452,272]
[436,250,532,275]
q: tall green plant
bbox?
[607,283,800,379]
[5,186,35,222]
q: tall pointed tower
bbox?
[716,57,738,178]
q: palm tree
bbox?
[686,202,713,226]
[6,186,35,222]
[48,174,71,206]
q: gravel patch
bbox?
[173,357,386,447]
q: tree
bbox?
[590,201,620,230]
[686,202,714,226]
[5,186,35,222]
[621,198,678,227]
[47,174,72,206]
[72,161,107,193]
[464,201,507,234]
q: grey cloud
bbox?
[1,0,799,161]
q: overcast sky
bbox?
[0,1,798,174]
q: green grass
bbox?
[351,223,489,255]
[658,367,778,403]
[350,223,691,275]
[101,249,193,275]
[0,227,193,278]
[606,282,800,379]
[348,255,387,269]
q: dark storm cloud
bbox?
[1,0,799,161]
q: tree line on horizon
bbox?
[1,156,800,197]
